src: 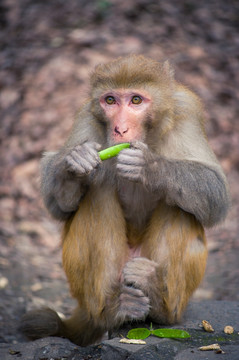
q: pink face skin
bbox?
[100,89,152,144]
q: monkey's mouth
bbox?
[112,133,143,145]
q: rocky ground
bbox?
[0,300,239,359]
[0,0,239,348]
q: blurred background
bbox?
[0,0,238,343]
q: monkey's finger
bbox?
[71,152,95,173]
[130,141,148,151]
[119,305,149,320]
[123,270,145,287]
[120,287,150,308]
[67,154,98,176]
[75,143,101,163]
[119,148,143,158]
[119,306,149,320]
[130,141,156,162]
[119,286,150,319]
[82,142,102,160]
[88,141,102,151]
[117,164,142,176]
[117,161,142,171]
[121,286,145,297]
[123,276,140,288]
[65,156,86,174]
[80,152,100,169]
[117,152,144,166]
[72,146,101,169]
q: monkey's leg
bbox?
[62,186,131,343]
[138,203,207,324]
[20,186,128,346]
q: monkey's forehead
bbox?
[90,55,174,90]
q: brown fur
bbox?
[20,55,229,346]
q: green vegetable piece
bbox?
[151,329,190,339]
[127,328,151,340]
[98,143,130,160]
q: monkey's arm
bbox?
[153,156,229,227]
[40,102,105,220]
[117,141,230,228]
[41,141,101,220]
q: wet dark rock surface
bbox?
[0,301,238,359]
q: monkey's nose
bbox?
[114,126,129,136]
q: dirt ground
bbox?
[0,0,239,344]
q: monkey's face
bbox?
[99,89,152,145]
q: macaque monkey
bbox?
[20,55,229,346]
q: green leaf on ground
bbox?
[127,328,151,340]
[151,329,190,339]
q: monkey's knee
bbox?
[19,308,64,340]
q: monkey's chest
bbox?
[118,180,158,230]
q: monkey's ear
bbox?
[163,60,175,79]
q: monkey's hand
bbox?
[116,141,156,187]
[117,285,150,321]
[41,142,101,219]
[65,141,101,177]
[122,257,158,295]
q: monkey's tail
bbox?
[19,308,66,340]
[19,307,106,346]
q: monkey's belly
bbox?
[118,180,158,230]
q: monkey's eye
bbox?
[105,96,116,105]
[131,96,142,105]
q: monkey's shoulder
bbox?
[173,84,203,112]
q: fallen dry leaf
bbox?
[202,320,214,332]
[224,325,234,334]
[120,338,146,345]
[199,343,221,351]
